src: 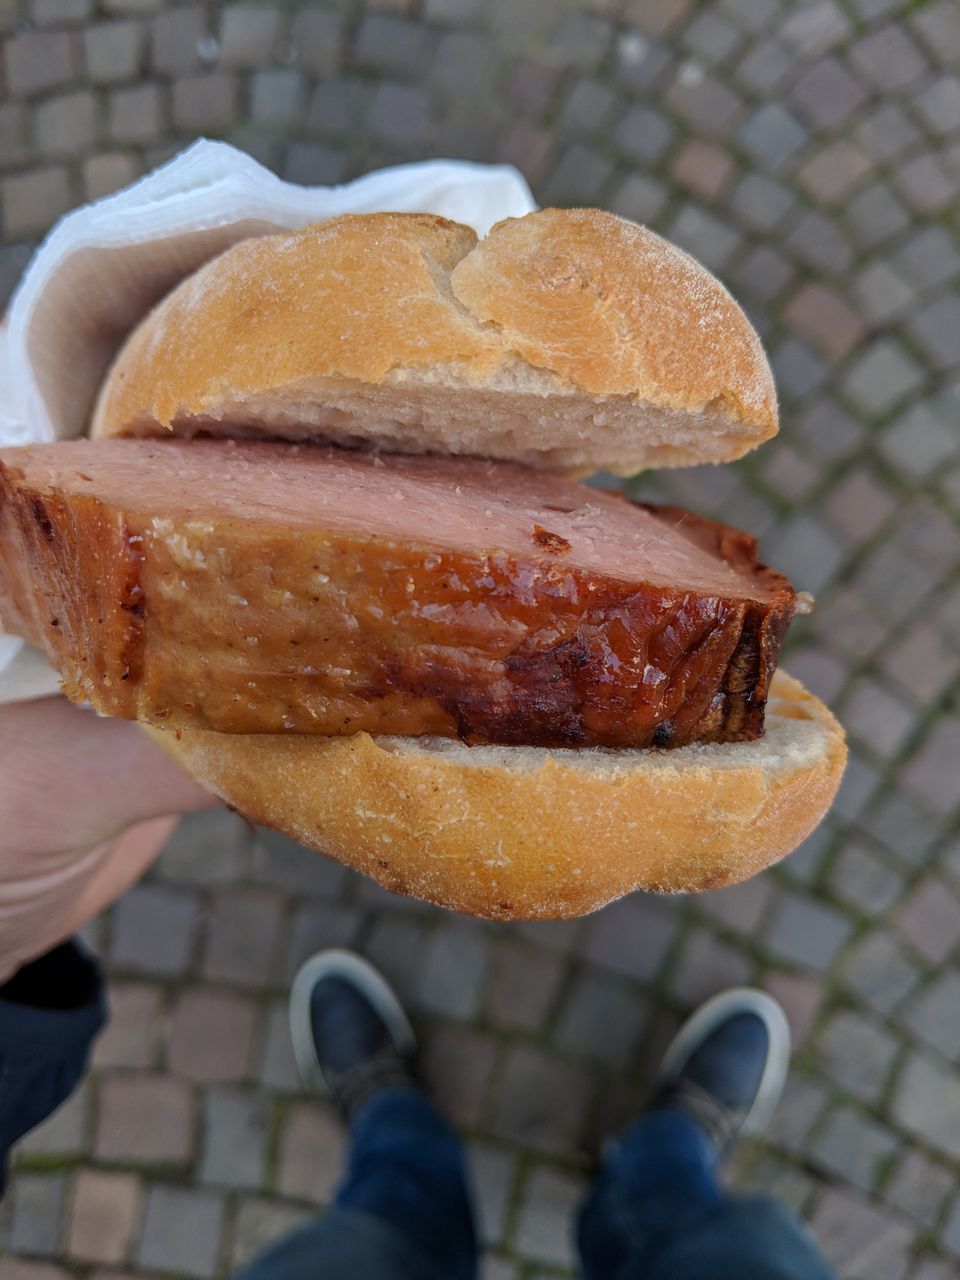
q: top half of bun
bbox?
[91,208,777,476]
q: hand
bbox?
[0,696,216,982]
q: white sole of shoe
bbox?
[656,987,792,1138]
[288,949,417,1094]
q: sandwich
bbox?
[0,208,846,919]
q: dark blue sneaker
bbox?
[289,950,417,1121]
[653,988,790,1157]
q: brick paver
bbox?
[4,0,960,1275]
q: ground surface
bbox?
[2,0,960,1276]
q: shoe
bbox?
[289,949,417,1122]
[652,987,790,1157]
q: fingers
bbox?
[0,696,217,857]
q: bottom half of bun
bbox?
[148,671,846,921]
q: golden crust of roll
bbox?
[92,209,778,474]
[148,672,845,921]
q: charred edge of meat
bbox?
[29,496,56,543]
[117,524,147,690]
[531,524,572,555]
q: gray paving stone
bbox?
[737,102,808,171]
[734,36,797,95]
[199,1089,269,1189]
[168,988,260,1084]
[846,182,909,249]
[734,245,794,302]
[894,227,960,293]
[249,69,305,125]
[763,514,845,595]
[817,1008,899,1103]
[855,261,915,323]
[431,31,498,99]
[484,938,565,1032]
[734,1149,816,1215]
[810,1186,915,1280]
[608,173,668,224]
[282,902,362,984]
[201,887,286,989]
[763,971,823,1046]
[469,1141,516,1247]
[95,1073,195,1164]
[580,896,676,982]
[911,0,960,67]
[548,11,612,70]
[763,890,853,972]
[909,295,960,371]
[666,70,744,137]
[354,14,429,77]
[8,1175,66,1256]
[612,104,674,164]
[842,339,925,419]
[668,202,741,271]
[730,172,795,232]
[217,6,281,68]
[289,7,344,76]
[902,718,960,818]
[252,829,350,901]
[900,972,960,1059]
[110,883,200,975]
[770,338,828,400]
[882,403,959,480]
[781,1,850,55]
[670,929,753,1005]
[362,913,431,1006]
[367,82,434,149]
[811,1104,900,1193]
[896,154,957,216]
[828,840,905,915]
[942,1199,960,1257]
[881,619,960,705]
[422,1024,497,1129]
[556,78,615,137]
[696,876,773,935]
[416,922,489,1020]
[894,1053,960,1161]
[138,1185,224,1277]
[150,4,204,73]
[842,931,921,1014]
[277,1103,344,1205]
[513,1165,583,1269]
[850,24,929,89]
[492,1045,593,1157]
[886,1150,954,1228]
[19,1081,90,1157]
[768,1074,829,1154]
[896,878,960,964]
[258,999,301,1096]
[555,970,649,1066]
[155,809,255,885]
[230,1197,313,1272]
[790,56,866,129]
[681,9,740,63]
[540,143,612,204]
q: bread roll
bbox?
[92,209,777,475]
[148,672,845,920]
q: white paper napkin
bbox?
[0,139,536,700]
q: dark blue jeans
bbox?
[238,1092,835,1280]
[0,940,107,1195]
[0,947,834,1280]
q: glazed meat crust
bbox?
[0,439,796,748]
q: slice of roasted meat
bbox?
[0,439,796,748]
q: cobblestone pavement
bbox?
[3,0,960,1275]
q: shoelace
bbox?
[657,1078,748,1154]
[325,1045,416,1121]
